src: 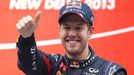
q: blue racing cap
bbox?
[59,1,94,26]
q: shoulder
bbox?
[106,62,127,75]
[94,57,127,75]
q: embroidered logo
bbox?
[83,67,99,75]
[109,65,117,75]
[66,1,82,9]
[89,68,99,73]
[70,61,80,68]
[51,54,59,62]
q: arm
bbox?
[16,11,51,75]
[16,11,63,75]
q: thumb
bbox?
[34,11,42,24]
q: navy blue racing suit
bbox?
[16,34,127,75]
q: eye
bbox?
[64,27,70,30]
[76,27,83,30]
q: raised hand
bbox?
[16,11,42,38]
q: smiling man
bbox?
[16,1,127,75]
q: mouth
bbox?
[65,39,80,47]
[66,40,80,42]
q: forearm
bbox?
[16,33,36,53]
[16,34,48,74]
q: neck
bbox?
[66,44,90,61]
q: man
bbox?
[16,1,127,75]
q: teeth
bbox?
[66,40,79,41]
[70,40,76,42]
[67,40,79,43]
[67,41,76,44]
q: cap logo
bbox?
[90,16,94,23]
[66,1,82,9]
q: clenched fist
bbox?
[16,11,42,38]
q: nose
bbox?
[68,29,77,37]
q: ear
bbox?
[90,26,94,33]
[88,26,94,38]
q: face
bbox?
[59,13,92,56]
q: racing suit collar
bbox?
[63,45,97,69]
